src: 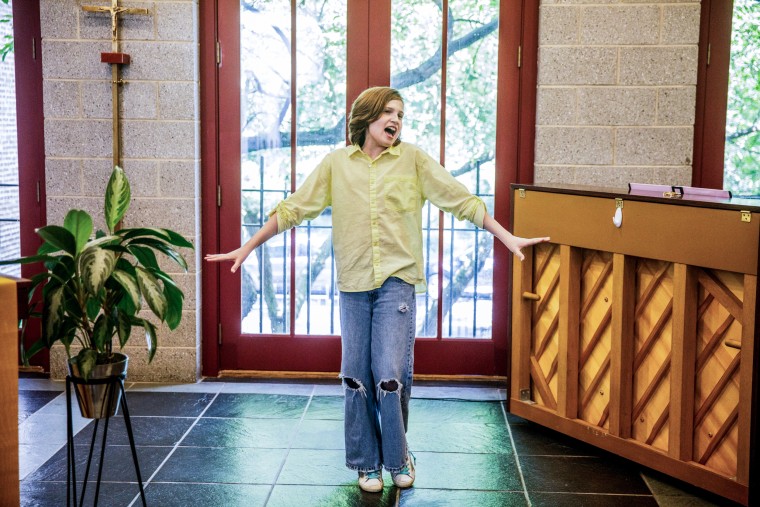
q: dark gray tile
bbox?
[118,391,215,417]
[151,446,287,484]
[182,417,299,448]
[145,482,270,506]
[26,444,171,484]
[304,395,344,420]
[509,422,598,456]
[19,391,60,423]
[407,422,513,454]
[276,449,357,486]
[268,484,397,507]
[73,416,194,446]
[291,419,345,449]
[204,393,309,419]
[412,451,523,491]
[20,479,140,507]
[530,492,658,506]
[399,488,528,506]
[409,399,506,424]
[520,455,650,494]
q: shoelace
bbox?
[365,470,382,480]
[396,451,416,475]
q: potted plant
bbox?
[1,166,192,417]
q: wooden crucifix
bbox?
[82,1,151,169]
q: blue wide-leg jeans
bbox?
[339,277,416,473]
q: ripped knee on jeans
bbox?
[342,376,367,396]
[377,378,402,398]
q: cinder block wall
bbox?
[534,0,700,188]
[41,0,201,382]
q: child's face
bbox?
[365,99,404,151]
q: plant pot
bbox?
[67,353,129,419]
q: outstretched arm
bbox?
[204,213,280,273]
[482,212,550,261]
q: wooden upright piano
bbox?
[509,184,759,505]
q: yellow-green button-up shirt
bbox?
[270,142,486,293]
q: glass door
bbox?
[213,0,527,375]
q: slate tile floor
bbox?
[18,377,742,507]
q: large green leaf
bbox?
[120,227,171,241]
[36,225,76,256]
[117,310,132,348]
[105,165,131,233]
[142,319,158,363]
[135,267,167,320]
[128,245,159,270]
[163,229,194,249]
[162,278,185,330]
[79,247,117,297]
[130,238,188,271]
[63,209,93,255]
[76,349,99,382]
[92,314,110,351]
[111,268,141,309]
[0,254,55,266]
[42,286,64,345]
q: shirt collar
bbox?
[347,143,402,159]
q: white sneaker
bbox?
[358,470,383,493]
[391,453,415,488]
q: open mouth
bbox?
[384,126,397,137]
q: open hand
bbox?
[205,248,248,273]
[504,236,551,261]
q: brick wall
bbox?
[41,0,201,382]
[534,0,700,188]
[0,0,20,277]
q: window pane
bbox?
[240,0,293,334]
[442,0,498,338]
[240,0,346,335]
[391,0,444,337]
[0,0,19,277]
[294,0,346,335]
[724,0,760,196]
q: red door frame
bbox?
[691,0,733,189]
[200,0,539,377]
[12,0,46,369]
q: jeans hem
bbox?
[346,463,383,473]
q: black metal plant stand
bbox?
[65,373,147,507]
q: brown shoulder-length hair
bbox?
[348,87,404,148]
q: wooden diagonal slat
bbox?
[698,405,739,466]
[579,307,612,368]
[546,355,558,385]
[634,300,673,371]
[535,312,559,358]
[598,404,610,428]
[635,262,671,319]
[695,353,740,427]
[696,314,736,375]
[698,269,743,321]
[580,257,613,319]
[646,402,670,446]
[533,269,560,323]
[534,243,558,283]
[580,354,610,411]
[633,354,671,420]
[530,355,557,410]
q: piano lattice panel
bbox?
[632,259,674,452]
[694,268,743,477]
[530,242,561,410]
[578,250,613,428]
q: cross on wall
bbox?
[81,0,151,169]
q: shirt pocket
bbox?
[385,176,418,213]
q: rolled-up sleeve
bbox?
[416,150,486,228]
[269,156,332,233]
